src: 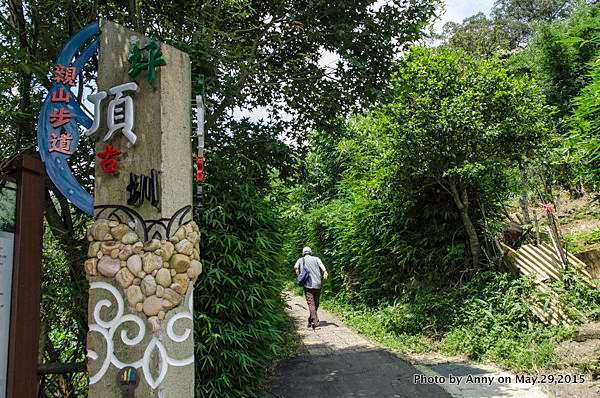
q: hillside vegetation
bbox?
[280,1,600,376]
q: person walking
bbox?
[294,246,328,330]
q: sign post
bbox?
[36,20,199,397]
[84,20,197,397]
[3,155,45,398]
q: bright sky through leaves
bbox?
[235,0,495,124]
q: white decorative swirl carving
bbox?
[87,281,194,390]
[167,312,192,343]
[87,324,112,385]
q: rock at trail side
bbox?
[132,241,144,254]
[188,260,202,280]
[115,268,135,289]
[162,288,182,308]
[84,258,98,277]
[91,222,111,241]
[144,239,161,252]
[148,316,161,333]
[88,241,101,258]
[555,339,600,365]
[119,245,134,261]
[101,241,121,255]
[110,224,129,240]
[161,241,175,262]
[143,252,163,274]
[173,273,189,293]
[175,239,194,256]
[121,231,139,245]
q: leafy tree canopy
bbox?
[384,47,553,265]
[442,0,576,56]
[492,0,574,46]
[442,12,510,57]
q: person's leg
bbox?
[304,288,314,327]
[312,289,321,327]
[304,288,319,328]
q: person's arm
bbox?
[317,258,328,280]
[294,259,300,276]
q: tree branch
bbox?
[38,362,86,375]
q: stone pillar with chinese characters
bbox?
[84,20,199,397]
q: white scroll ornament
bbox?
[87,281,194,390]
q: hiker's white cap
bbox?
[302,246,312,255]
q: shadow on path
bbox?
[264,293,552,398]
[267,343,450,398]
[264,293,450,398]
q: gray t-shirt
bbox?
[294,255,324,289]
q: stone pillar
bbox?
[84,20,199,397]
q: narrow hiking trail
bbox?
[266,292,549,398]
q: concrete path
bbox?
[266,293,550,398]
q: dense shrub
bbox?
[38,231,88,396]
[194,156,291,398]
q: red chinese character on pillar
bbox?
[53,64,77,86]
[49,108,72,128]
[96,145,121,174]
[195,156,205,182]
[51,87,71,103]
[48,131,73,154]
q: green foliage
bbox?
[279,42,600,374]
[521,2,600,191]
[563,227,600,253]
[439,272,563,371]
[323,271,599,372]
[283,47,553,304]
[525,3,600,117]
[443,2,600,194]
[441,0,575,57]
[569,57,600,186]
[442,13,510,57]
[193,154,293,398]
[385,47,551,266]
[39,231,88,396]
[387,47,550,181]
[321,298,435,354]
[491,0,574,47]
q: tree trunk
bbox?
[519,190,531,224]
[448,178,480,267]
[519,171,531,224]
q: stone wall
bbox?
[85,218,200,396]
